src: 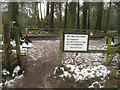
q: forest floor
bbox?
[2,37,120,88]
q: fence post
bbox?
[59,29,63,68]
[106,37,112,65]
[25,28,28,35]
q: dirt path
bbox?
[7,37,119,88]
[10,38,60,88]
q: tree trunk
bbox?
[118,2,120,44]
[69,2,76,29]
[46,2,49,17]
[59,2,62,22]
[49,2,54,28]
[34,2,37,27]
[83,2,87,30]
[37,3,41,28]
[9,2,19,27]
[40,2,43,20]
[118,1,120,70]
[46,2,49,27]
[8,2,21,67]
[3,24,12,72]
[105,2,111,33]
[77,2,80,29]
[88,3,90,30]
[35,2,40,28]
[15,27,21,66]
[95,2,104,30]
[57,2,62,28]
[64,2,68,28]
[44,3,45,18]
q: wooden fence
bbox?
[25,28,120,67]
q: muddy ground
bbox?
[5,37,120,88]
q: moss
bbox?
[56,68,63,75]
[108,69,119,79]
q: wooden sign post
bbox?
[59,31,89,68]
[59,29,63,68]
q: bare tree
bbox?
[69,2,76,29]
[95,2,104,30]
[36,3,41,28]
[105,2,111,33]
[59,2,62,22]
[88,3,90,30]
[40,2,43,20]
[46,2,49,17]
[64,2,68,28]
[77,2,80,29]
[83,2,87,29]
[118,2,120,44]
[49,2,54,28]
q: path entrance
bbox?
[9,37,60,88]
[6,37,119,88]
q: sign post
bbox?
[59,29,63,68]
[59,32,89,68]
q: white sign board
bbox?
[63,33,89,51]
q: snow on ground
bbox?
[3,74,24,87]
[2,69,10,76]
[0,50,3,53]
[54,52,111,88]
[88,80,106,88]
[0,38,30,87]
[0,65,24,88]
[0,38,33,55]
[12,66,20,77]
[0,41,3,46]
[55,64,110,82]
[54,38,119,88]
[0,38,119,88]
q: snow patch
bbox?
[54,64,110,82]
[0,83,3,87]
[111,42,116,46]
[64,64,110,81]
[4,74,24,87]
[0,50,3,53]
[4,80,14,86]
[12,65,20,77]
[10,40,16,46]
[59,71,71,78]
[2,69,10,75]
[88,80,106,88]
[0,38,33,55]
[20,42,33,48]
[0,41,3,45]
